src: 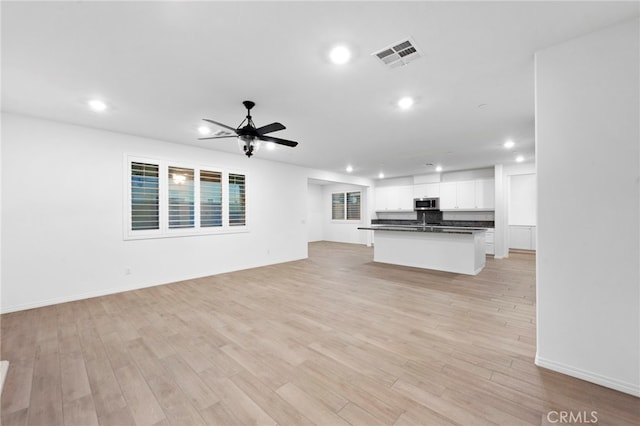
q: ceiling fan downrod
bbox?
[243,100,255,123]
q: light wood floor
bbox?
[1,242,638,425]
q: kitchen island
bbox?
[358,225,487,275]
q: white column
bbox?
[493,164,508,259]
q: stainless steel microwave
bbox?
[414,197,440,211]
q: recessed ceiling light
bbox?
[346,165,353,173]
[198,126,211,135]
[378,172,385,179]
[397,97,414,110]
[265,142,276,150]
[435,165,443,172]
[329,45,351,65]
[516,155,524,163]
[88,99,107,112]
[504,140,515,149]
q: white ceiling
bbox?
[2,1,638,179]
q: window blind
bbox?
[131,162,159,230]
[229,173,246,226]
[332,193,345,220]
[200,170,222,227]
[126,157,248,238]
[168,166,195,229]
[346,191,361,220]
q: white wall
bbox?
[508,174,536,226]
[307,183,323,242]
[498,162,538,252]
[322,183,368,245]
[535,18,639,396]
[1,113,311,313]
[440,167,494,182]
[508,172,537,250]
[306,173,374,246]
[375,176,413,187]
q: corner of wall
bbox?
[535,18,639,396]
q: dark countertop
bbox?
[358,225,487,234]
[371,219,495,228]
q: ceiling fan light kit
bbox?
[200,100,299,158]
[238,134,260,157]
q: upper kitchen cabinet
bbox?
[439,182,457,209]
[412,183,440,199]
[375,185,413,211]
[440,179,494,211]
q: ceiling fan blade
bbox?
[198,135,238,140]
[202,118,238,132]
[258,135,299,147]
[255,122,286,135]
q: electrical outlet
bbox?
[125,268,131,275]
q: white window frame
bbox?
[331,190,362,223]
[124,155,248,240]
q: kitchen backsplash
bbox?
[443,211,495,221]
[375,210,494,222]
[375,211,417,220]
[373,210,494,228]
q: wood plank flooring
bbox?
[1,241,638,425]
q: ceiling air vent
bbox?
[372,37,422,69]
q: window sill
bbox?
[124,226,249,241]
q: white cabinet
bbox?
[374,187,392,211]
[485,228,495,255]
[375,185,413,211]
[412,183,440,199]
[440,179,494,211]
[396,186,414,210]
[509,226,536,250]
[439,182,457,209]
[456,181,476,209]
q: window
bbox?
[200,170,222,228]
[331,193,345,220]
[131,162,159,230]
[332,191,361,221]
[168,166,194,229]
[126,157,247,239]
[346,191,361,220]
[229,173,246,226]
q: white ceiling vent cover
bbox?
[372,37,422,69]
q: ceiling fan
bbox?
[199,100,299,158]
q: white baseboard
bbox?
[0,256,308,314]
[0,281,165,314]
[535,355,640,397]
